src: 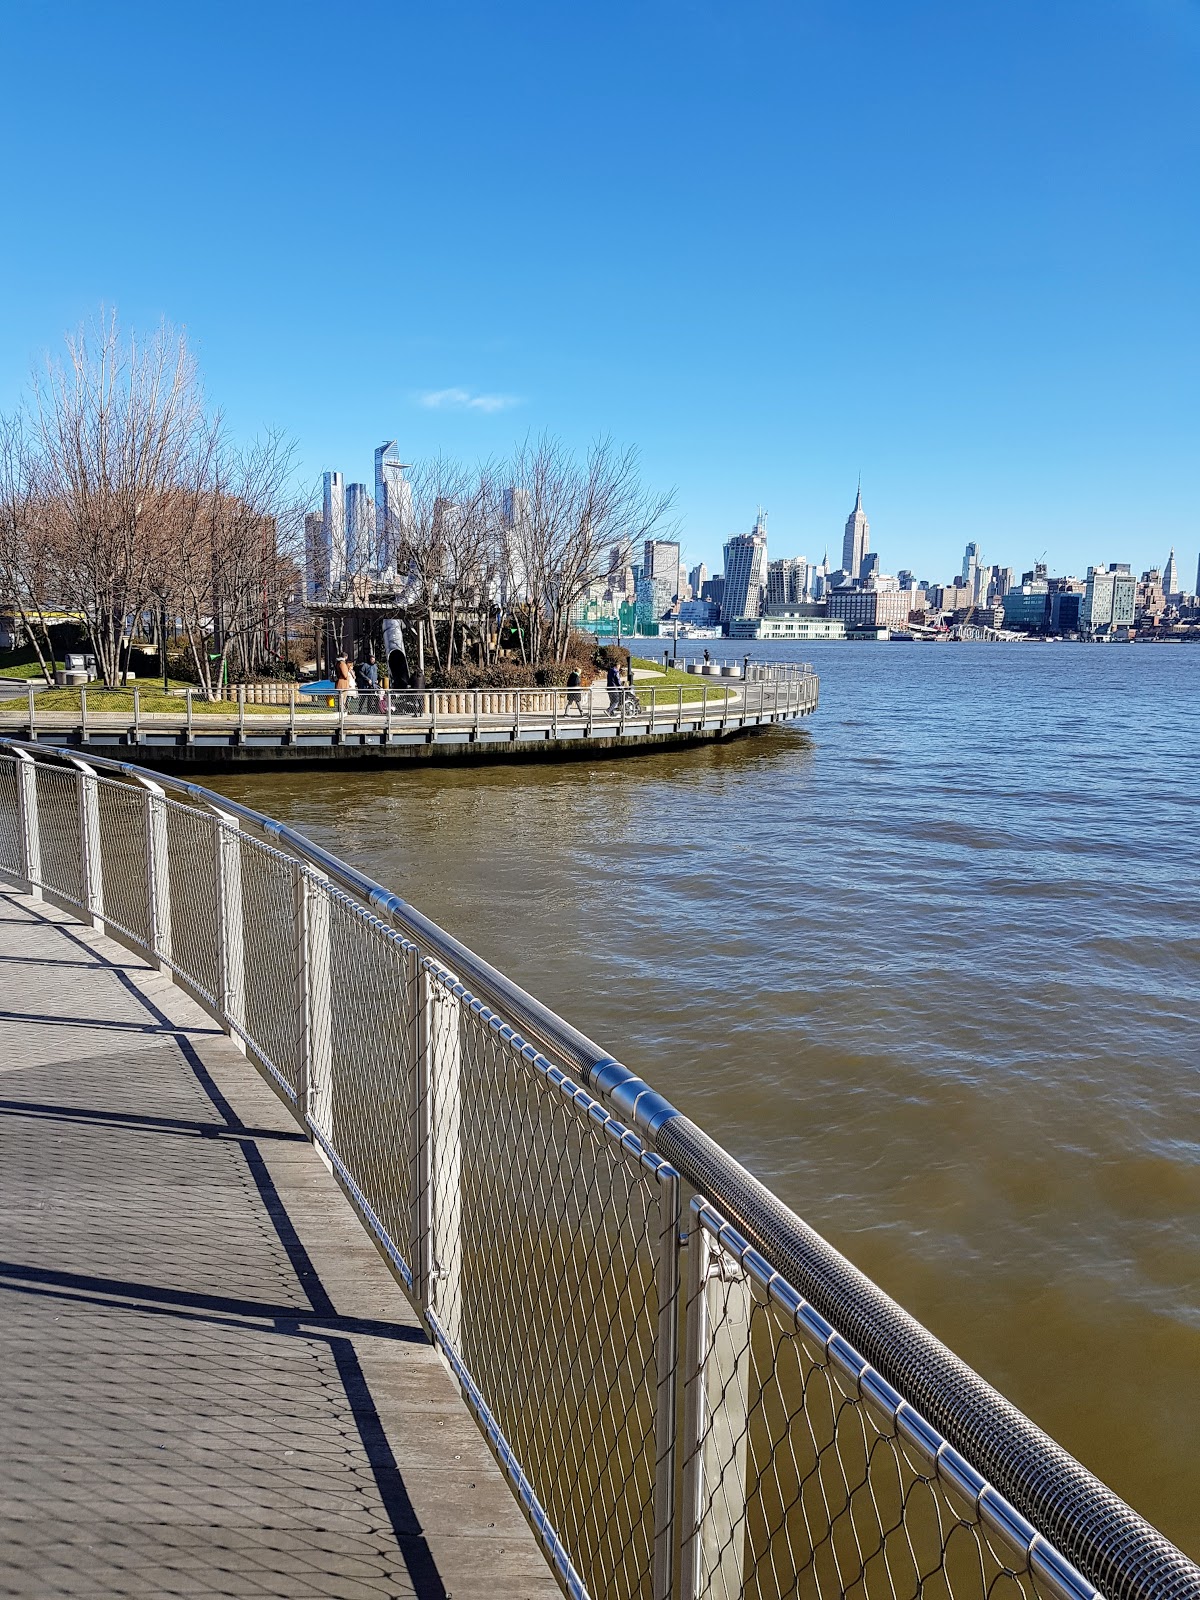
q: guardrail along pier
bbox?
[0,661,818,769]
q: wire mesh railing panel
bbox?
[161,797,221,1006]
[322,885,418,1269]
[0,756,19,875]
[93,777,151,946]
[33,763,84,908]
[682,1206,1071,1600]
[236,834,302,1096]
[424,969,675,1600]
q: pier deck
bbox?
[0,671,817,770]
[0,888,556,1599]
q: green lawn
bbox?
[630,658,736,703]
[0,662,52,680]
[0,687,325,717]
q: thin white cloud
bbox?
[418,387,521,414]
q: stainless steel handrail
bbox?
[0,732,1194,1600]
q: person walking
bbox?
[409,665,426,717]
[333,654,356,710]
[703,647,711,665]
[566,668,584,715]
[606,662,622,714]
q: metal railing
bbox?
[3,668,819,747]
[0,735,1195,1600]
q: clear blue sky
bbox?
[2,0,1197,584]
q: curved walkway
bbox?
[0,888,556,1600]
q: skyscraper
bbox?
[721,513,769,627]
[322,471,346,588]
[643,539,681,587]
[344,483,374,578]
[501,486,531,605]
[304,511,329,600]
[842,485,870,579]
[374,442,412,572]
[688,562,709,595]
[1163,548,1180,599]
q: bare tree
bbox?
[0,412,61,680]
[503,434,674,664]
[171,429,300,699]
[30,312,205,686]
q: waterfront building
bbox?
[701,575,725,607]
[374,442,412,573]
[1163,548,1179,599]
[721,515,769,629]
[304,512,329,601]
[1002,581,1050,632]
[322,471,346,588]
[1081,564,1137,636]
[826,584,910,631]
[729,609,845,641]
[1049,589,1082,633]
[842,486,870,579]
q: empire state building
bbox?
[842,484,870,579]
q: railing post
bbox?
[551,682,558,740]
[677,684,683,733]
[132,685,141,742]
[289,682,297,742]
[680,1213,751,1600]
[137,778,172,967]
[80,685,88,741]
[14,749,41,898]
[26,682,35,735]
[186,688,193,741]
[652,1170,680,1600]
[513,689,520,742]
[650,684,656,729]
[472,688,480,742]
[238,682,246,740]
[294,861,333,1152]
[701,682,708,727]
[211,807,245,1045]
[409,946,430,1300]
[431,689,439,741]
[417,961,463,1350]
[73,759,104,929]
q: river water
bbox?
[211,641,1200,1559]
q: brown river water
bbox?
[210,641,1200,1559]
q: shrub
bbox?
[595,643,630,675]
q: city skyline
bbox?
[1,2,1195,586]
